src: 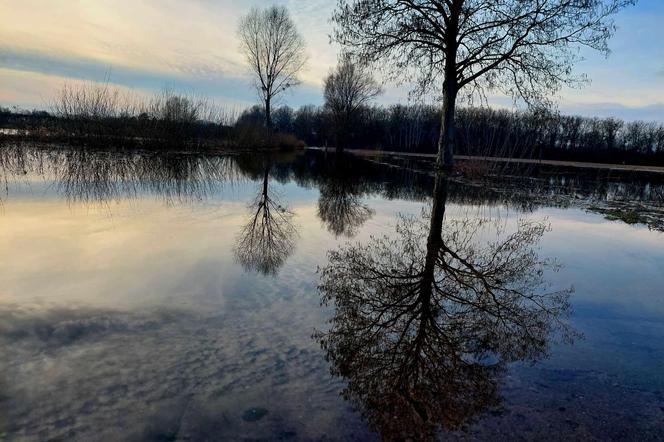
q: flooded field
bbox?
[1,145,663,441]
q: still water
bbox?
[1,146,663,441]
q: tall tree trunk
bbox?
[426,171,448,252]
[419,170,449,306]
[437,3,460,170]
[335,127,344,154]
[265,96,272,133]
[335,113,347,154]
[437,79,457,170]
[262,164,270,198]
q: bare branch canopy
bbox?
[238,6,307,130]
[333,0,636,167]
[324,54,382,151]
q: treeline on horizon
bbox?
[252,104,664,166]
[2,84,664,165]
[0,83,309,150]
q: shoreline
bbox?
[308,147,664,174]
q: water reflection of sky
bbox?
[1,151,663,440]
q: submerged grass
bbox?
[588,207,646,226]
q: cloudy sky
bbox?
[1,0,663,121]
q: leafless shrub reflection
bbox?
[234,163,298,275]
[317,158,374,238]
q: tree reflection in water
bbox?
[317,155,374,238]
[234,161,298,275]
[316,171,574,440]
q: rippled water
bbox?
[1,145,663,441]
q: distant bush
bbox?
[233,105,305,150]
[270,133,306,149]
[39,82,236,148]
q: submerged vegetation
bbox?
[597,208,644,224]
[586,205,664,231]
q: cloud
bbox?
[0,0,247,76]
[0,48,173,85]
[0,0,339,110]
[1,0,664,120]
[0,302,340,441]
[559,102,664,122]
[0,49,323,109]
[0,307,180,347]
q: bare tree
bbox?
[317,160,374,237]
[238,6,307,132]
[316,170,574,439]
[324,54,382,151]
[333,0,635,168]
[234,162,298,275]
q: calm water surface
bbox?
[1,146,663,441]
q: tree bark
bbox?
[437,3,460,170]
[335,114,348,154]
[335,123,344,154]
[265,96,272,133]
[262,164,270,198]
[426,171,448,250]
[437,79,457,170]
[420,170,448,303]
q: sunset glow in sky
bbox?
[1,0,663,121]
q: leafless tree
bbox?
[235,163,298,275]
[318,180,374,238]
[238,6,307,131]
[316,170,575,439]
[318,185,374,237]
[46,149,239,205]
[333,0,635,168]
[50,82,232,146]
[324,54,382,152]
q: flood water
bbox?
[1,145,663,441]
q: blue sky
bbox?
[0,0,663,121]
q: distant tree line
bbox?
[234,104,664,166]
[0,106,55,132]
[0,82,309,150]
[3,96,664,165]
